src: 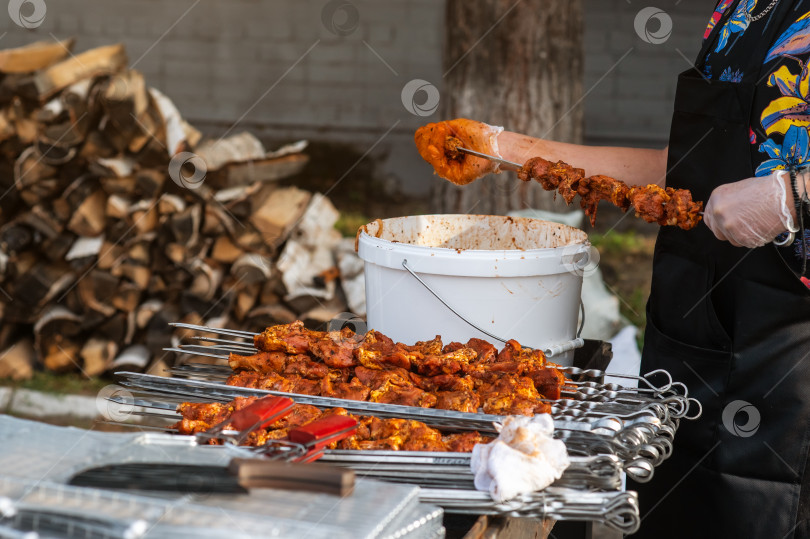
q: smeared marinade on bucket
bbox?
[414,119,703,230]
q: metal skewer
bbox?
[455,146,522,169]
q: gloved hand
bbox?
[414,118,503,185]
[703,171,798,248]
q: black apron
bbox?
[629,3,810,538]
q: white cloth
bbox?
[470,415,570,502]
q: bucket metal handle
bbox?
[401,259,584,358]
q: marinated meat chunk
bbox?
[370,380,438,408]
[254,320,322,354]
[309,329,360,368]
[282,355,329,379]
[443,432,494,453]
[228,351,287,373]
[321,376,371,401]
[434,390,480,413]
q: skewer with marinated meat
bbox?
[171,397,495,452]
[517,153,702,230]
[229,321,569,415]
[414,124,703,230]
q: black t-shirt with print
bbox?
[700,0,810,279]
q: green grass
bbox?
[589,230,647,256]
[590,229,656,350]
[0,370,111,396]
[335,211,373,237]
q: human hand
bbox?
[703,171,798,248]
[414,118,503,185]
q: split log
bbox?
[128,200,159,235]
[231,253,272,285]
[158,194,185,215]
[169,204,201,246]
[65,236,104,262]
[212,154,309,188]
[136,299,164,329]
[114,260,151,290]
[290,192,342,249]
[106,194,130,219]
[188,258,223,301]
[135,169,164,199]
[0,39,75,74]
[19,206,62,239]
[10,262,75,310]
[0,338,34,381]
[149,87,197,155]
[26,43,127,100]
[96,313,128,344]
[67,190,107,236]
[246,304,298,329]
[201,205,232,236]
[211,235,243,264]
[101,70,148,131]
[233,282,261,321]
[194,132,265,171]
[0,38,324,377]
[111,281,141,312]
[97,240,125,270]
[0,221,34,253]
[110,344,150,372]
[42,234,74,263]
[15,147,58,193]
[76,269,118,317]
[91,156,136,178]
[250,186,312,248]
[80,337,117,377]
[34,306,82,372]
[277,240,337,302]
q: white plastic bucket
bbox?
[357,214,592,366]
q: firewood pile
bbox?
[0,39,365,381]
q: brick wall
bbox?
[583,0,710,147]
[0,0,712,194]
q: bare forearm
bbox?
[497,131,669,188]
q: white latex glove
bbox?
[704,171,799,248]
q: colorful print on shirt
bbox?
[714,0,755,52]
[705,0,737,39]
[701,0,810,273]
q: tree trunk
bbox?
[434,0,584,214]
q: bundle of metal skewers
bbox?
[102,322,702,535]
[100,387,642,533]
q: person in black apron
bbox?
[631,2,810,537]
[419,1,810,535]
